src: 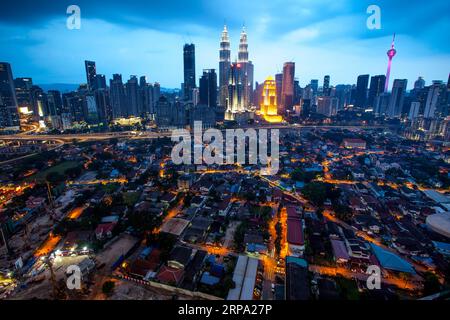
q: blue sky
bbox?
[0,0,449,89]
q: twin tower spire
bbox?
[220,25,249,64]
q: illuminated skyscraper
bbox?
[260,76,282,122]
[385,34,397,92]
[0,62,20,131]
[237,26,253,108]
[225,62,245,119]
[183,43,196,101]
[84,60,97,91]
[281,62,295,113]
[219,25,231,107]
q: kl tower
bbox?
[384,34,397,92]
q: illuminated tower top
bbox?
[387,33,397,58]
[385,33,397,92]
[220,25,230,61]
[238,26,248,63]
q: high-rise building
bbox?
[259,76,282,122]
[94,74,107,90]
[414,77,425,89]
[294,79,302,105]
[14,77,34,116]
[84,60,97,91]
[126,76,139,116]
[374,92,391,116]
[385,34,397,92]
[323,75,330,96]
[335,84,352,110]
[30,86,47,120]
[0,62,20,131]
[183,43,196,101]
[310,80,318,96]
[109,74,126,119]
[355,74,369,109]
[281,62,295,113]
[219,25,231,107]
[237,27,253,108]
[408,101,420,120]
[317,96,338,117]
[275,73,283,112]
[47,90,63,117]
[94,89,111,123]
[199,69,217,108]
[387,79,407,118]
[226,62,245,119]
[424,82,445,119]
[368,75,386,109]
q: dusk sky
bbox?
[1,0,449,89]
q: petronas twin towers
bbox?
[219,25,254,120]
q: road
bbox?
[0,124,386,143]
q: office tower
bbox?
[199,69,217,108]
[153,82,161,108]
[84,93,99,124]
[408,101,420,120]
[414,77,425,89]
[63,92,84,122]
[323,75,330,96]
[225,62,245,119]
[14,77,34,119]
[374,92,391,116]
[387,79,407,118]
[275,73,283,110]
[385,34,397,92]
[219,25,231,107]
[335,84,352,110]
[424,82,445,119]
[294,80,302,105]
[301,98,311,117]
[155,96,187,129]
[94,89,111,123]
[317,96,338,117]
[0,62,20,130]
[126,76,139,116]
[47,90,62,116]
[355,74,369,109]
[190,104,216,128]
[94,74,107,90]
[260,76,278,117]
[310,80,318,96]
[237,27,253,108]
[109,74,126,119]
[30,86,48,120]
[183,43,196,101]
[84,60,97,91]
[368,75,386,109]
[302,85,313,100]
[138,77,155,116]
[281,62,295,113]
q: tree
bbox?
[102,281,115,296]
[46,172,65,185]
[302,182,328,206]
[333,204,353,222]
[423,272,441,296]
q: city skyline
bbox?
[0,1,449,89]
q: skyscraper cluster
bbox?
[220,25,254,121]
